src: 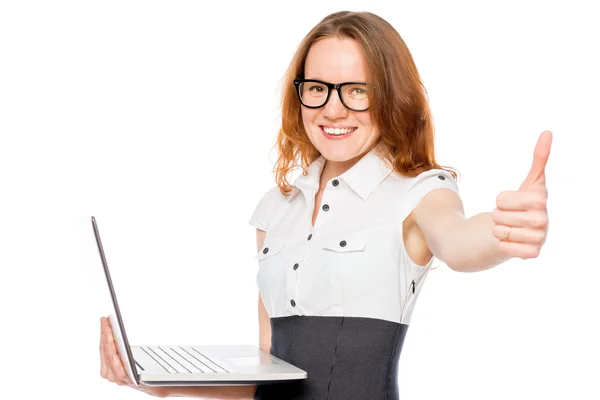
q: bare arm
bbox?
[156,377,258,398]
[256,229,272,354]
[413,133,551,272]
[411,188,511,272]
[161,385,256,399]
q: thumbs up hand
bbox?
[491,131,552,259]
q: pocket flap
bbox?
[255,238,286,260]
[322,231,370,253]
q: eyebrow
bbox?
[302,77,368,83]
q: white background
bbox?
[1,0,598,399]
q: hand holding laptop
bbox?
[99,316,168,397]
[99,316,261,398]
[93,216,305,397]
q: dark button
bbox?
[290,299,296,307]
[322,204,329,212]
[332,179,339,187]
[262,248,269,254]
[339,240,347,247]
[307,234,312,241]
[438,175,446,180]
[293,263,299,270]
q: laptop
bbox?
[92,216,307,386]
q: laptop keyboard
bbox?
[139,346,233,374]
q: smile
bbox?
[319,126,357,140]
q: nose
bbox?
[323,88,348,120]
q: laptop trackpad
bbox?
[226,356,280,366]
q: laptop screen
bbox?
[92,216,140,386]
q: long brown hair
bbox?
[274,11,458,195]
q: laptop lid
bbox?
[92,216,140,386]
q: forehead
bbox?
[304,37,368,82]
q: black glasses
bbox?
[293,79,370,112]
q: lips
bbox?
[319,125,357,140]
[320,126,357,135]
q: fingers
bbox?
[492,224,546,245]
[104,325,118,382]
[100,318,108,379]
[498,240,541,259]
[520,130,553,189]
[111,353,133,385]
[491,209,549,230]
[100,316,132,386]
[496,190,547,211]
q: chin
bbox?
[307,126,378,163]
[316,145,361,162]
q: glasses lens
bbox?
[340,83,369,111]
[298,81,328,107]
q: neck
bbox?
[319,155,361,188]
[318,141,382,189]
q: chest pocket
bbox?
[322,231,370,252]
[255,238,286,261]
[321,231,379,296]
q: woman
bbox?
[99,10,551,399]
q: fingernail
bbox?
[113,354,119,363]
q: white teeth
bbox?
[322,127,355,135]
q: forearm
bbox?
[442,212,512,272]
[160,384,257,399]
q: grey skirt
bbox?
[254,316,409,400]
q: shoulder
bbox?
[258,186,287,206]
[409,168,464,227]
[249,186,288,232]
[403,168,459,197]
[386,167,459,197]
[408,168,457,188]
[397,168,461,219]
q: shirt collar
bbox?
[288,144,394,202]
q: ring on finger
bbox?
[503,226,512,241]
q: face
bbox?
[301,37,379,163]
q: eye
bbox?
[350,87,367,97]
[302,82,327,98]
[344,84,368,99]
